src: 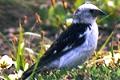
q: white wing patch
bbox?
[79,25,91,38]
[62,46,72,52]
[53,50,57,54]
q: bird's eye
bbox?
[89,9,95,13]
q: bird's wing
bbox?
[21,23,91,79]
[39,23,91,65]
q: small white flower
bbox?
[8,70,23,80]
[0,55,14,69]
[113,53,120,63]
[8,74,18,80]
[103,55,112,66]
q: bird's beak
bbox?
[90,9,106,17]
[97,9,106,16]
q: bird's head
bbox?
[73,3,106,24]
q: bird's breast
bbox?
[58,22,98,68]
[87,22,98,49]
[49,22,99,68]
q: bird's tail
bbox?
[20,64,36,80]
[19,63,45,80]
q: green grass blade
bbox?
[97,31,114,54]
[16,22,25,71]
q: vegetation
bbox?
[0,0,120,80]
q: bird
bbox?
[20,3,106,80]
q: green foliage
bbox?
[0,0,120,80]
[39,3,70,28]
[90,65,111,80]
[30,47,45,80]
[38,6,48,21]
[16,23,25,71]
[97,31,114,54]
[74,0,85,8]
[48,4,67,27]
[0,0,16,4]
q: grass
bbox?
[34,65,120,80]
[0,0,120,80]
[1,15,120,80]
[2,22,119,80]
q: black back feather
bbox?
[21,23,91,80]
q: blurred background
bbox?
[0,0,119,55]
[0,0,120,80]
